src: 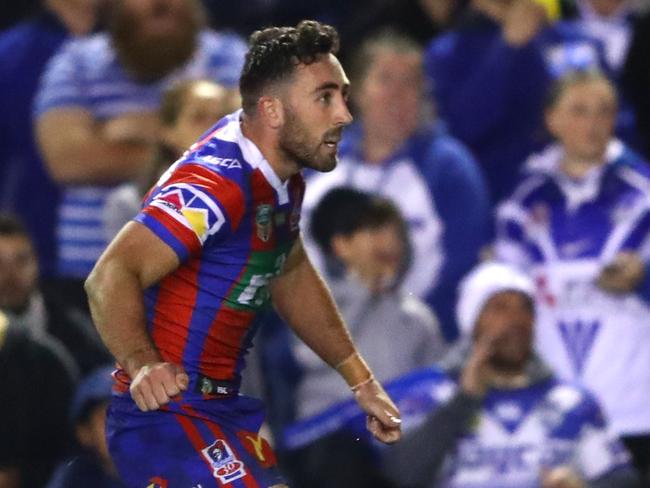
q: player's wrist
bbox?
[121,345,162,378]
[336,351,373,389]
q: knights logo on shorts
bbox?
[255,204,273,242]
[146,476,168,488]
[201,439,247,484]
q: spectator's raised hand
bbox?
[542,465,586,488]
[460,333,498,397]
[503,0,549,47]
[597,251,646,294]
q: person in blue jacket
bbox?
[424,0,615,203]
[0,0,100,279]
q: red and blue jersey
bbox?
[119,111,304,391]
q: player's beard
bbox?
[278,105,340,173]
[109,0,203,83]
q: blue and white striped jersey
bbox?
[34,30,246,278]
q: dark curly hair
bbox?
[239,20,340,115]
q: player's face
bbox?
[163,82,236,155]
[333,222,405,293]
[0,235,38,313]
[546,79,617,163]
[357,47,422,144]
[474,291,534,372]
[278,54,353,173]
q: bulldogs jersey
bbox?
[284,366,629,488]
[115,111,304,392]
[495,140,650,435]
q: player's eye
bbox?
[318,92,332,104]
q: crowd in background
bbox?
[2,0,650,486]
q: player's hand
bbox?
[130,362,189,412]
[541,465,586,488]
[597,251,646,294]
[353,378,402,444]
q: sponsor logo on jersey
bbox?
[238,432,277,468]
[201,439,247,484]
[558,319,601,376]
[202,155,242,170]
[151,184,226,244]
[255,204,273,242]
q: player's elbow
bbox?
[84,262,104,307]
[85,256,118,309]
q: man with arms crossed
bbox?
[85,20,401,487]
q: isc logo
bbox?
[202,156,242,169]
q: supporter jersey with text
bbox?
[495,139,650,435]
[119,111,304,390]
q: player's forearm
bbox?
[271,257,356,367]
[85,257,161,378]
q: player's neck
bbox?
[240,115,299,182]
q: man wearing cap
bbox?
[384,262,641,488]
[46,365,124,488]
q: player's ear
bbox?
[258,96,284,130]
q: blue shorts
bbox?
[106,393,285,487]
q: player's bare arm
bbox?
[269,236,402,443]
[85,221,189,412]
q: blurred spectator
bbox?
[297,188,446,418]
[0,310,79,488]
[303,30,490,341]
[425,0,614,203]
[46,366,125,488]
[494,70,650,482]
[622,8,650,158]
[285,188,445,488]
[0,213,112,374]
[0,0,101,281]
[34,0,246,312]
[563,0,641,148]
[565,0,636,73]
[385,262,641,487]
[103,78,240,240]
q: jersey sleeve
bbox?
[494,198,534,269]
[135,163,245,262]
[33,39,89,116]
